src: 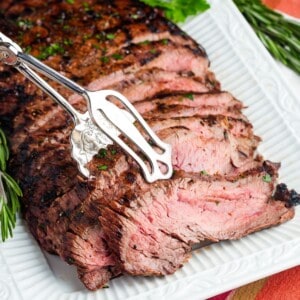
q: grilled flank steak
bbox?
[0,0,299,291]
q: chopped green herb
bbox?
[106,33,116,40]
[97,149,107,158]
[97,165,108,171]
[138,40,150,46]
[37,43,65,60]
[111,53,123,60]
[83,34,91,41]
[183,93,194,101]
[95,33,103,40]
[150,48,157,54]
[17,19,33,29]
[200,170,208,175]
[111,149,117,155]
[100,56,110,63]
[83,2,91,11]
[92,44,100,49]
[131,14,139,19]
[162,39,169,45]
[63,39,73,46]
[262,173,272,183]
[66,0,74,4]
[25,46,32,54]
[102,285,109,289]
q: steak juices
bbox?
[0,0,298,290]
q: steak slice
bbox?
[134,92,243,115]
[142,104,247,121]
[148,116,255,139]
[85,41,210,90]
[100,162,294,276]
[149,116,260,174]
[106,69,218,103]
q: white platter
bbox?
[1,0,300,299]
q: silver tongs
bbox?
[0,32,172,183]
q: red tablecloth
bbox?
[208,266,300,300]
[263,0,300,18]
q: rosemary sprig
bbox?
[0,128,22,242]
[234,0,300,75]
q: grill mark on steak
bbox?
[0,0,298,291]
[148,116,257,140]
[85,41,210,90]
[3,41,210,151]
[142,104,247,121]
[106,69,218,103]
[134,92,243,115]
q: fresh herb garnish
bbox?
[0,128,22,242]
[63,24,70,30]
[25,46,32,54]
[234,0,300,74]
[111,149,117,155]
[131,14,139,19]
[183,93,194,101]
[100,56,110,63]
[82,2,91,12]
[66,0,74,4]
[97,165,108,171]
[63,39,73,46]
[17,19,33,30]
[140,0,210,23]
[200,170,208,175]
[138,40,150,46]
[150,48,157,54]
[37,43,65,60]
[162,39,169,45]
[111,53,123,60]
[97,149,107,158]
[262,173,272,183]
[106,33,116,40]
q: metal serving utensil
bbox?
[0,32,172,183]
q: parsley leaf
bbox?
[97,165,108,171]
[140,0,210,23]
[262,174,272,183]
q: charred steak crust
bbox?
[0,0,298,291]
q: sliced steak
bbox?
[108,69,218,103]
[0,0,298,292]
[100,162,294,276]
[158,127,256,174]
[85,41,210,90]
